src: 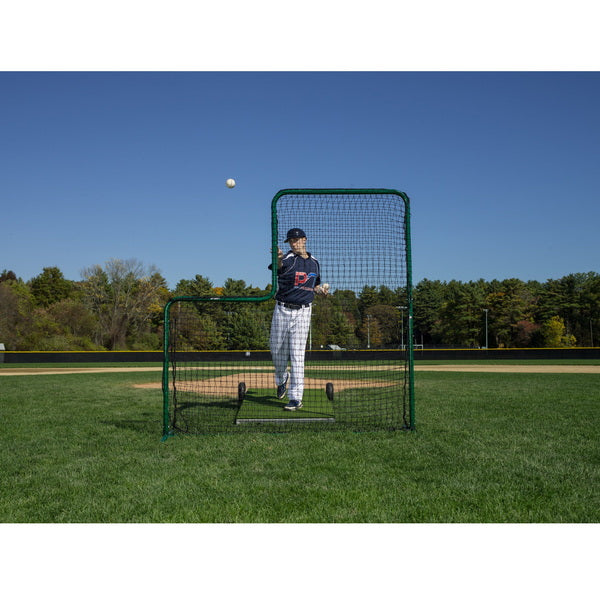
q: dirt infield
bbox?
[0,367,164,376]
[133,373,395,394]
[1,364,600,377]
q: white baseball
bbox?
[226,178,236,188]
[322,283,330,292]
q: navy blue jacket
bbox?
[269,251,322,305]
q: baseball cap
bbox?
[284,228,307,242]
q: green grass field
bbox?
[0,365,598,522]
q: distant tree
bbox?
[533,273,599,346]
[29,266,73,307]
[173,275,217,318]
[194,314,226,350]
[47,298,99,340]
[437,280,488,347]
[225,309,269,350]
[541,316,576,348]
[486,279,536,347]
[328,310,357,348]
[81,258,166,350]
[358,285,379,316]
[222,278,264,297]
[311,296,335,348]
[513,320,541,348]
[171,310,225,351]
[23,307,67,351]
[366,304,402,346]
[579,273,600,346]
[0,283,21,349]
[357,313,383,348]
[0,280,35,349]
[377,285,400,306]
[173,274,214,297]
[331,289,359,321]
[4,264,600,350]
[140,282,172,349]
[0,270,17,283]
[413,279,446,345]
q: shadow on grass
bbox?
[176,399,240,410]
[101,417,161,435]
[241,392,281,408]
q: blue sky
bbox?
[2,71,599,289]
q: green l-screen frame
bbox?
[162,189,415,436]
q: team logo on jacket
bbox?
[294,272,317,286]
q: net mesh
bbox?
[163,190,412,435]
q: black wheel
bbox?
[238,382,247,405]
[325,382,334,401]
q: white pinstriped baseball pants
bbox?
[269,302,312,402]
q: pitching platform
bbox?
[235,387,335,424]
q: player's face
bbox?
[288,237,307,255]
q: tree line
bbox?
[1,260,598,351]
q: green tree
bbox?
[311,295,335,348]
[0,283,22,349]
[81,258,166,349]
[365,304,402,346]
[22,306,63,350]
[579,273,600,346]
[174,274,213,296]
[486,278,536,347]
[358,313,383,348]
[0,270,17,283]
[555,273,600,346]
[540,316,576,348]
[0,280,35,349]
[328,310,357,348]
[173,310,225,351]
[437,280,488,347]
[311,294,357,349]
[358,285,379,318]
[225,309,269,350]
[28,267,73,307]
[413,279,447,345]
[222,278,265,298]
[330,289,360,323]
[173,275,218,319]
[377,285,400,306]
[47,299,102,348]
[23,306,103,351]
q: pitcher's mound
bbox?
[134,373,394,394]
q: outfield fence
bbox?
[2,347,600,364]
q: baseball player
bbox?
[269,228,328,410]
